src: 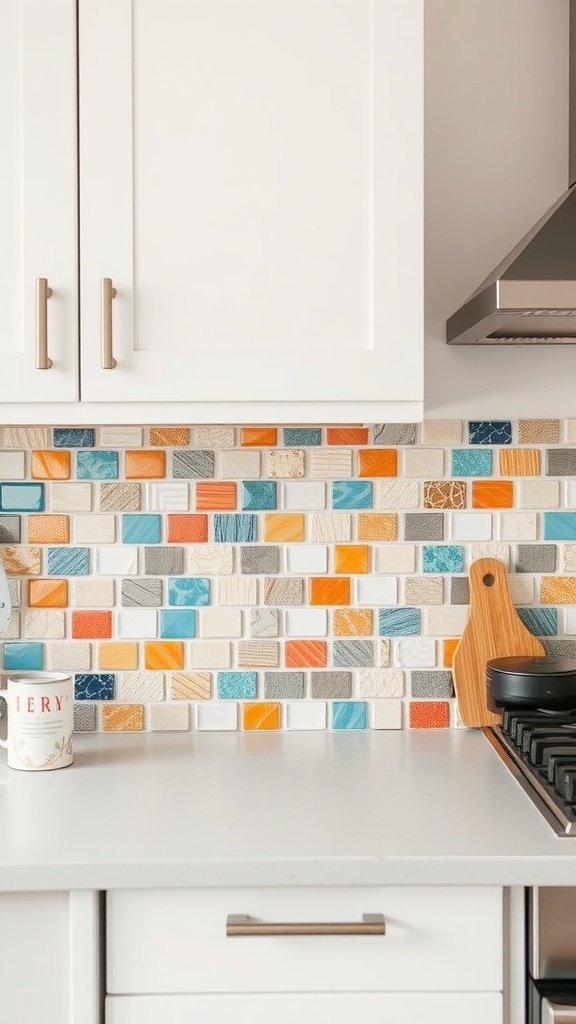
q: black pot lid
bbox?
[487,656,576,681]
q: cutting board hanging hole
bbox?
[483,573,495,587]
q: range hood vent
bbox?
[447,2,576,346]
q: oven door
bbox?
[529,979,576,1023]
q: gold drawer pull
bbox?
[101,278,117,369]
[36,278,53,369]
[226,913,385,937]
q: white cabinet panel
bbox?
[0,892,70,1024]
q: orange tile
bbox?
[326,428,368,445]
[144,641,184,670]
[333,608,373,636]
[241,428,277,447]
[409,702,450,729]
[167,514,208,543]
[149,427,190,446]
[541,576,576,604]
[98,642,139,670]
[31,450,70,480]
[263,513,305,542]
[358,449,397,477]
[499,448,540,476]
[101,704,144,732]
[442,638,459,668]
[125,450,166,479]
[72,610,112,639]
[27,514,70,544]
[357,513,396,540]
[334,544,369,574]
[242,701,281,730]
[309,577,351,605]
[472,480,513,508]
[285,640,327,668]
[196,482,237,510]
[28,579,68,608]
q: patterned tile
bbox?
[358,670,403,697]
[518,419,559,444]
[0,515,21,543]
[218,578,258,605]
[543,513,576,540]
[424,481,466,509]
[517,607,558,637]
[286,640,327,667]
[333,639,373,667]
[173,450,214,478]
[149,427,190,447]
[125,450,165,479]
[241,428,277,447]
[515,544,557,573]
[332,481,372,509]
[264,672,305,699]
[411,671,453,698]
[356,513,396,540]
[404,576,444,605]
[409,702,450,728]
[309,514,352,542]
[422,545,463,574]
[283,428,321,446]
[2,547,41,575]
[326,428,368,445]
[4,427,49,448]
[46,547,89,576]
[121,578,163,607]
[421,420,462,445]
[192,427,235,448]
[119,671,164,701]
[374,480,420,509]
[310,450,353,479]
[238,641,279,668]
[311,672,352,698]
[189,545,234,575]
[263,514,304,542]
[54,428,95,448]
[145,547,184,575]
[546,450,576,476]
[31,450,70,480]
[168,577,210,606]
[47,642,91,671]
[24,610,65,639]
[332,701,366,729]
[77,451,118,480]
[240,546,280,574]
[147,482,189,511]
[468,420,512,445]
[451,449,492,477]
[309,577,350,605]
[250,608,280,638]
[218,672,257,699]
[101,704,144,732]
[374,423,417,445]
[242,481,277,511]
[242,702,281,730]
[144,641,184,670]
[74,704,97,731]
[170,671,211,700]
[333,609,373,636]
[541,577,576,604]
[378,608,420,636]
[472,481,513,508]
[404,513,443,541]
[75,673,114,701]
[214,514,256,542]
[100,483,140,512]
[71,611,112,639]
[122,514,161,544]
[499,449,540,476]
[395,638,436,667]
[167,514,207,543]
[358,449,397,477]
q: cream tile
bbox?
[285,702,327,730]
[171,671,211,700]
[195,702,238,730]
[374,480,420,509]
[0,452,25,479]
[309,449,352,479]
[219,450,261,478]
[147,482,190,511]
[564,609,576,634]
[450,513,492,541]
[148,702,190,731]
[238,641,279,668]
[192,427,235,448]
[189,641,232,668]
[74,578,115,607]
[286,545,328,574]
[267,449,305,479]
[250,608,279,638]
[2,547,41,575]
[24,610,66,639]
[566,481,576,508]
[283,482,326,510]
[394,638,436,667]
[46,641,91,671]
[95,546,138,575]
[119,671,164,701]
[100,426,143,447]
[309,514,352,542]
[424,606,468,636]
[468,543,510,568]
[356,578,397,605]
[358,669,403,697]
[50,482,92,513]
[565,545,576,572]
[369,699,403,729]
[498,513,538,541]
[116,609,157,638]
[507,575,534,604]
[189,545,234,575]
[519,480,560,509]
[99,483,141,512]
[403,449,444,478]
[285,609,327,637]
[379,639,391,667]
[421,420,462,445]
[217,578,258,606]
[199,609,243,638]
[374,544,416,573]
[74,515,116,544]
[404,577,443,605]
[1,611,20,639]
[565,420,576,444]
[4,427,49,448]
[8,580,20,607]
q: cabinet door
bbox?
[0,0,77,403]
[79,0,423,417]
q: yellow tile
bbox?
[98,642,139,670]
[357,513,396,540]
[334,609,373,635]
[31,450,70,479]
[499,448,540,476]
[144,641,184,670]
[334,545,369,574]
[242,702,281,730]
[541,576,576,604]
[28,515,70,544]
[101,704,144,732]
[263,513,305,542]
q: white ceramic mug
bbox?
[0,673,74,771]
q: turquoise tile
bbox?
[3,643,44,671]
[517,608,558,637]
[0,483,44,512]
[46,547,90,576]
[168,577,210,606]
[54,428,95,448]
[214,514,257,542]
[75,674,114,700]
[283,428,322,446]
[379,608,420,636]
[450,449,492,476]
[422,545,464,573]
[217,672,257,699]
[332,701,367,729]
[543,513,576,540]
[77,451,119,479]
[122,514,162,544]
[468,420,512,445]
[241,481,277,511]
[160,609,196,638]
[332,480,372,509]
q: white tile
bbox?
[148,702,190,731]
[564,608,576,634]
[374,544,416,573]
[95,546,138,575]
[403,448,444,477]
[566,481,576,508]
[424,606,468,636]
[189,641,232,668]
[421,420,462,445]
[147,482,189,511]
[358,670,403,698]
[309,514,351,542]
[199,609,243,638]
[356,577,397,605]
[99,426,143,447]
[189,545,234,575]
[250,609,279,638]
[374,480,420,509]
[219,450,261,478]
[46,642,91,671]
[74,515,116,544]
[394,638,436,668]
[507,575,534,604]
[520,480,560,509]
[468,543,510,568]
[0,452,25,479]
[369,699,403,729]
[285,609,328,637]
[498,513,538,541]
[50,482,92,513]
[192,427,235,448]
[196,702,238,731]
[450,513,492,541]
[116,609,157,638]
[283,482,326,510]
[286,545,328,574]
[285,702,327,730]
[24,610,66,639]
[74,578,115,607]
[119,671,164,701]
[217,578,258,605]
[309,449,352,479]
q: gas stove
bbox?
[485,710,576,837]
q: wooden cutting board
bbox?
[452,557,546,727]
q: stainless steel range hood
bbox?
[447,1,576,345]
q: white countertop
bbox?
[0,729,574,891]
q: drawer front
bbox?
[107,885,502,995]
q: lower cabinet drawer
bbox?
[107,885,503,995]
[106,992,503,1024]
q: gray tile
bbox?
[515,544,557,573]
[0,515,21,543]
[374,423,417,445]
[73,703,97,731]
[121,578,163,607]
[241,546,280,574]
[311,671,352,698]
[144,547,184,575]
[546,449,576,476]
[250,608,279,638]
[173,450,215,478]
[449,577,469,604]
[264,578,304,605]
[264,672,305,699]
[404,512,444,541]
[99,482,141,511]
[333,639,374,668]
[411,671,454,698]
[543,638,576,659]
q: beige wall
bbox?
[425,0,574,417]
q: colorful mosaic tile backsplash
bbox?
[2,418,576,733]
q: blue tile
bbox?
[77,451,119,479]
[332,701,367,730]
[217,672,257,699]
[450,449,492,476]
[283,428,322,446]
[517,608,558,637]
[0,483,44,512]
[214,514,257,542]
[75,673,114,700]
[168,577,210,606]
[241,481,277,511]
[54,428,95,448]
[422,544,464,573]
[46,547,90,576]
[3,643,44,671]
[122,514,162,544]
[332,480,372,509]
[378,608,420,636]
[160,609,196,638]
[468,420,512,445]
[543,513,576,540]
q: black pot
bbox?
[487,657,576,712]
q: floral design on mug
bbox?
[14,731,73,770]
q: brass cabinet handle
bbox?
[101,278,117,369]
[36,278,53,369]
[226,913,386,937]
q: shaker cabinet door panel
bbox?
[79,0,423,406]
[0,0,78,403]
